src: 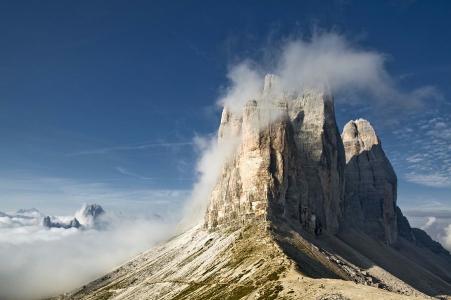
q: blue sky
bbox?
[0,1,450,227]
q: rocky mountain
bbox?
[43,216,81,229]
[341,119,398,244]
[56,75,451,300]
[74,203,106,227]
[206,74,344,235]
[42,204,105,230]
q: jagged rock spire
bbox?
[205,74,345,234]
[342,119,398,244]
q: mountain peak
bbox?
[342,118,380,162]
[342,118,398,244]
[205,75,344,234]
[74,203,105,227]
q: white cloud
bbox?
[423,220,451,252]
[444,224,451,251]
[0,176,187,298]
[400,116,451,188]
[67,141,194,156]
[402,200,451,251]
[405,172,451,188]
[405,154,424,163]
[0,207,175,299]
[218,62,264,113]
[219,32,441,113]
[0,176,189,218]
[116,166,154,180]
[180,134,240,228]
[421,216,437,230]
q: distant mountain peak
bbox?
[15,208,44,218]
[42,204,105,230]
[42,216,81,229]
[74,203,105,227]
[80,204,105,219]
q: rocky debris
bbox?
[43,216,81,229]
[205,74,345,234]
[316,244,392,291]
[341,119,398,244]
[317,294,351,300]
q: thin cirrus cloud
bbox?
[0,176,190,216]
[405,173,451,188]
[115,166,193,182]
[67,141,194,156]
[116,166,155,180]
[393,116,451,188]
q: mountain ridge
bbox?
[55,75,451,300]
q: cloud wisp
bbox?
[180,134,240,228]
[219,32,442,114]
[116,166,155,180]
[68,141,194,156]
[391,115,451,188]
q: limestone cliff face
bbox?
[341,119,398,244]
[288,90,345,234]
[205,75,345,234]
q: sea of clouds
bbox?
[0,205,175,299]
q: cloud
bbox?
[405,172,451,188]
[116,166,155,180]
[67,141,194,156]
[0,176,189,218]
[405,209,451,219]
[0,207,175,299]
[219,32,442,113]
[115,166,191,182]
[444,224,451,251]
[400,116,451,188]
[180,133,240,228]
[403,203,451,251]
[423,220,451,251]
[421,216,437,230]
